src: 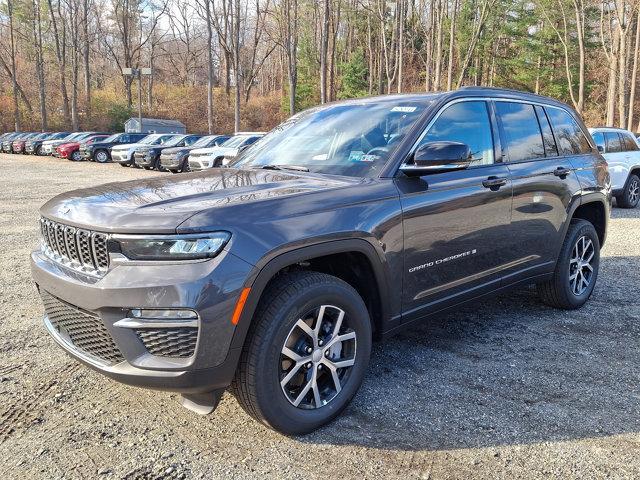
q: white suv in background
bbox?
[589,127,640,208]
[188,132,265,171]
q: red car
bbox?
[56,134,110,161]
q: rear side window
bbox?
[591,132,605,151]
[621,133,639,151]
[604,132,622,153]
[495,101,545,162]
[545,107,591,155]
[534,105,558,157]
[421,100,494,166]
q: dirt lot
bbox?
[1,152,639,479]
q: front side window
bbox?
[545,107,591,155]
[418,101,494,166]
[495,101,545,162]
[604,132,622,153]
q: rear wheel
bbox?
[537,219,600,310]
[94,149,109,163]
[232,271,372,435]
[616,174,640,209]
[36,146,43,156]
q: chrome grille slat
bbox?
[39,217,110,277]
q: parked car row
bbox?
[0,130,267,174]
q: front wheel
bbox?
[537,219,600,310]
[94,150,109,163]
[232,271,372,435]
[71,151,82,161]
[616,174,640,209]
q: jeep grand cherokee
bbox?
[32,87,610,435]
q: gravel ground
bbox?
[1,152,639,479]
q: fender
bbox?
[559,195,609,251]
[229,238,395,350]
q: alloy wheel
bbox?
[569,236,595,296]
[280,305,357,409]
[95,151,108,163]
[629,178,639,205]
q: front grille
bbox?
[40,217,109,276]
[136,328,198,358]
[41,291,124,365]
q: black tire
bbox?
[36,146,43,156]
[616,174,640,209]
[232,271,372,435]
[537,219,600,310]
[94,149,109,163]
[71,151,82,161]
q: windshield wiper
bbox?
[258,164,310,172]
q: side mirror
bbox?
[400,141,472,176]
[597,145,604,153]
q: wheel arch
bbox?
[229,239,392,350]
[566,197,608,247]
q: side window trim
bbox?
[536,106,559,158]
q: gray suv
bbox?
[32,88,610,434]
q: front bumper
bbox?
[134,152,155,167]
[188,157,214,171]
[112,150,132,164]
[160,154,182,169]
[31,247,254,393]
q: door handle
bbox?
[554,167,571,179]
[482,176,508,190]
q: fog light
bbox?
[130,308,198,320]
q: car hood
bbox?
[40,168,355,233]
[190,146,232,156]
[160,147,189,155]
[112,142,144,152]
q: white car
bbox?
[188,132,265,171]
[111,134,179,167]
[42,132,90,155]
[589,127,640,208]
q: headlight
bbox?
[111,232,231,260]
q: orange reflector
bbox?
[231,287,251,325]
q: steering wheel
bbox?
[366,146,390,157]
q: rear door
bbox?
[496,101,583,282]
[397,99,513,318]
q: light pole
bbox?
[122,67,152,132]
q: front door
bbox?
[396,100,513,319]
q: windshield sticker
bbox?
[391,106,417,113]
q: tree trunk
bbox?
[446,0,458,90]
[82,0,91,120]
[8,0,20,131]
[32,0,47,130]
[320,0,330,103]
[631,9,640,131]
[206,0,215,133]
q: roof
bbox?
[126,118,186,127]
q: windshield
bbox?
[191,135,217,148]
[139,134,175,145]
[161,135,187,147]
[222,136,253,148]
[101,134,120,143]
[233,100,431,177]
